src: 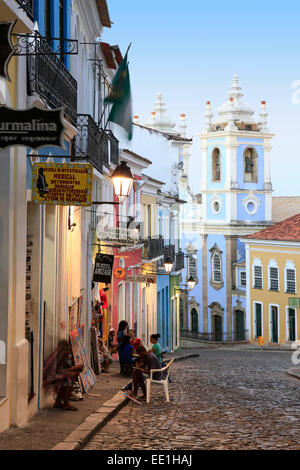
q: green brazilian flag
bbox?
[105,45,133,141]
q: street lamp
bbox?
[111,161,134,203]
[187,276,196,290]
[164,256,174,273]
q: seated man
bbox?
[130,345,162,400]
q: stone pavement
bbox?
[83,349,300,450]
[0,351,198,450]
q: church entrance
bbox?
[214,315,223,342]
[235,310,245,341]
[191,308,198,333]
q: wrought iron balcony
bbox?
[73,115,119,173]
[142,236,164,261]
[27,36,77,125]
[175,251,185,271]
[16,0,34,20]
[164,244,175,263]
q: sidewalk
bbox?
[0,352,199,450]
[286,367,300,381]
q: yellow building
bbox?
[243,213,300,346]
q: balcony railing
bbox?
[181,329,249,343]
[175,251,185,271]
[143,237,164,261]
[16,0,34,20]
[73,115,119,173]
[27,36,77,125]
[164,244,175,263]
[73,114,103,173]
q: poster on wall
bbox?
[70,327,96,393]
[93,253,114,284]
[32,163,93,206]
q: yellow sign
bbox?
[32,163,93,206]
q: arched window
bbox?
[209,244,224,289]
[212,148,221,181]
[212,252,221,283]
[244,147,258,183]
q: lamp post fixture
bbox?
[111,160,134,203]
[187,276,196,291]
[164,256,174,273]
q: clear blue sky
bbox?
[103,0,300,196]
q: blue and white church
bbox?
[180,75,274,341]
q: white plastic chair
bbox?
[145,358,175,403]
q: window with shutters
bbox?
[209,244,224,290]
[254,265,263,289]
[285,268,296,294]
[240,271,247,287]
[269,267,279,291]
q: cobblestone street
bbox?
[83,349,300,450]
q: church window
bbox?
[244,147,258,183]
[209,244,224,290]
[212,148,221,182]
[213,201,220,213]
[212,252,222,283]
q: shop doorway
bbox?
[288,308,296,342]
[254,303,262,338]
[270,306,279,343]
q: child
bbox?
[128,329,142,351]
[149,333,162,362]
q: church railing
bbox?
[181,329,249,343]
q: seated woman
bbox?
[130,345,162,401]
[149,333,162,362]
[43,339,83,411]
[98,338,113,373]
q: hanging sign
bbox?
[126,274,156,284]
[32,163,93,206]
[113,267,126,280]
[93,253,114,284]
[0,105,65,149]
[0,21,16,82]
[289,298,300,309]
